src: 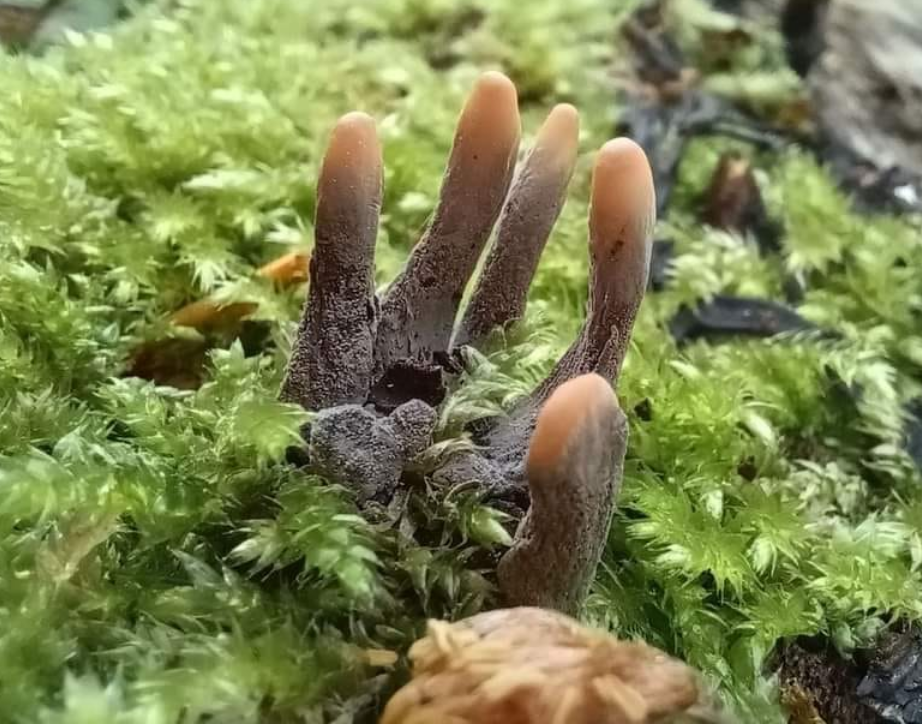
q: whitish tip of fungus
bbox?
[526,372,617,476]
[452,71,521,166]
[589,137,655,258]
[316,112,382,223]
[533,103,580,170]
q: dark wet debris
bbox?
[858,625,922,724]
[669,295,824,344]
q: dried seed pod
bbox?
[380,607,728,724]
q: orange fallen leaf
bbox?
[255,250,311,285]
[125,250,310,387]
[169,251,310,332]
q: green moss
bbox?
[663,0,807,119]
[2,0,922,722]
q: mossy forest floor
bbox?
[1,0,921,722]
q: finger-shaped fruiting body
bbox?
[374,72,521,377]
[454,103,580,348]
[535,138,655,402]
[281,113,382,411]
[380,607,720,724]
[498,373,627,615]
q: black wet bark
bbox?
[776,624,922,724]
[905,400,922,476]
[858,625,922,723]
[669,296,823,345]
[776,637,882,724]
[649,239,675,291]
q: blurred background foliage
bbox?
[0,0,920,722]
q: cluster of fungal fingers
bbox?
[380,607,728,724]
[280,70,656,616]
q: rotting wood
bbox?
[669,295,824,346]
[803,0,922,213]
[857,623,922,723]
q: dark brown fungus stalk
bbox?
[454,103,580,349]
[280,112,383,411]
[534,137,656,402]
[379,607,728,724]
[474,138,655,503]
[373,71,521,377]
[497,373,626,615]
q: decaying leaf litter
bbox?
[1,0,921,722]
